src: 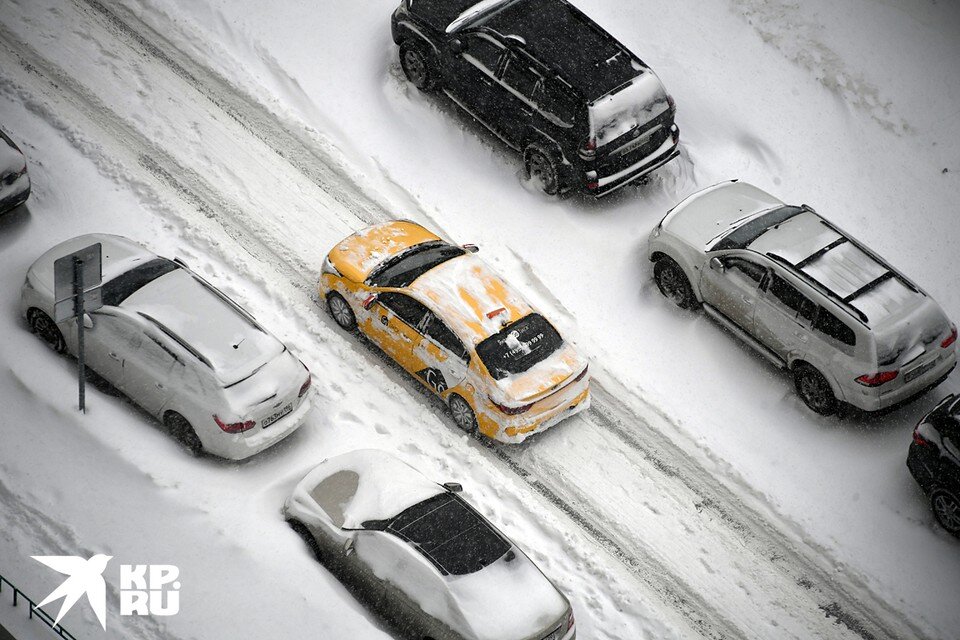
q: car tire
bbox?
[327,292,357,331]
[288,519,323,560]
[793,363,839,416]
[399,41,439,91]
[931,488,960,537]
[164,412,204,456]
[524,144,561,196]
[653,257,699,310]
[448,394,478,435]
[28,308,67,354]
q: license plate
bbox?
[262,403,293,428]
[905,357,938,383]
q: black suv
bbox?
[908,393,960,537]
[391,0,680,197]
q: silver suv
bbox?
[648,181,957,415]
[20,234,313,458]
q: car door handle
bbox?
[741,295,754,305]
[108,352,120,361]
[155,382,164,389]
[794,331,809,342]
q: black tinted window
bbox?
[102,258,179,307]
[366,241,465,288]
[536,80,579,125]
[387,493,510,576]
[813,309,856,346]
[712,206,804,251]
[379,292,431,330]
[425,317,469,361]
[475,313,563,380]
[766,274,808,316]
[464,36,503,71]
[726,258,766,284]
[501,56,540,98]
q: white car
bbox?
[284,449,576,640]
[20,234,312,459]
[0,128,30,214]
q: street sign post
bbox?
[53,244,103,413]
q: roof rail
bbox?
[765,252,869,325]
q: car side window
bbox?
[379,293,430,330]
[943,434,960,461]
[501,55,541,99]
[534,80,579,126]
[92,311,142,351]
[812,308,857,347]
[463,35,504,74]
[724,257,766,284]
[424,316,469,361]
[140,333,181,371]
[766,273,810,318]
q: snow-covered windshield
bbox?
[476,313,563,380]
[589,71,669,147]
[366,241,465,288]
[384,492,510,576]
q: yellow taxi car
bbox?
[320,220,590,443]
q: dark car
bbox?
[391,0,680,197]
[0,128,31,214]
[908,393,960,537]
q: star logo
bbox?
[32,554,112,629]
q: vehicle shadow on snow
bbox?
[386,60,695,215]
[0,203,32,250]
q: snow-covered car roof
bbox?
[409,251,534,347]
[292,449,446,530]
[121,268,284,386]
[329,220,442,283]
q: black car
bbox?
[908,393,960,537]
[391,0,680,197]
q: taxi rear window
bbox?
[476,313,563,380]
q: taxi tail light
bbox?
[490,397,534,415]
[855,370,899,387]
[942,324,957,349]
[566,609,576,631]
[214,415,256,434]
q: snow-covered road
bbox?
[1,0,957,638]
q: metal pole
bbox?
[74,257,86,414]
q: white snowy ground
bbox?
[0,0,958,639]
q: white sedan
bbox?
[284,449,576,640]
[20,234,312,459]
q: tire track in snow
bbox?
[0,6,931,640]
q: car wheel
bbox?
[931,489,960,537]
[327,292,357,331]
[524,145,560,196]
[653,257,698,310]
[28,309,67,354]
[288,520,323,560]
[399,41,438,91]
[164,412,203,456]
[448,394,477,434]
[793,364,838,416]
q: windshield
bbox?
[475,313,563,380]
[710,205,804,252]
[366,241,465,288]
[103,258,179,307]
[386,493,510,576]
